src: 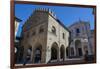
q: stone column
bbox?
[45,46,51,63]
[31,46,34,63]
[41,47,46,63]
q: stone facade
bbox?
[20,8,70,64]
[68,20,94,59]
[16,8,95,64]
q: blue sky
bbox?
[15,4,94,37]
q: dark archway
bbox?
[24,46,32,64]
[51,42,59,60]
[17,46,24,63]
[66,47,69,57]
[75,40,83,56]
[60,45,65,60]
[34,45,42,63]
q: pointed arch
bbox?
[33,43,42,63]
[60,45,65,60]
[51,42,59,60]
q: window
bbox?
[39,26,44,33]
[62,33,65,39]
[76,28,80,33]
[52,26,56,34]
[76,28,80,36]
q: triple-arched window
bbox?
[52,26,56,34]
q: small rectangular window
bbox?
[62,33,65,39]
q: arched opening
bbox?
[18,46,24,63]
[51,42,59,60]
[51,47,57,60]
[25,46,32,64]
[60,45,65,60]
[75,40,83,56]
[66,47,69,58]
[34,45,42,63]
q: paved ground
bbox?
[47,59,85,65]
[15,59,87,67]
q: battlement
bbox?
[34,8,56,19]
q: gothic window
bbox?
[62,33,65,39]
[52,26,56,35]
[39,26,44,33]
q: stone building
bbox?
[15,17,22,37]
[20,8,70,64]
[68,20,94,59]
[14,17,22,63]
[90,30,95,54]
